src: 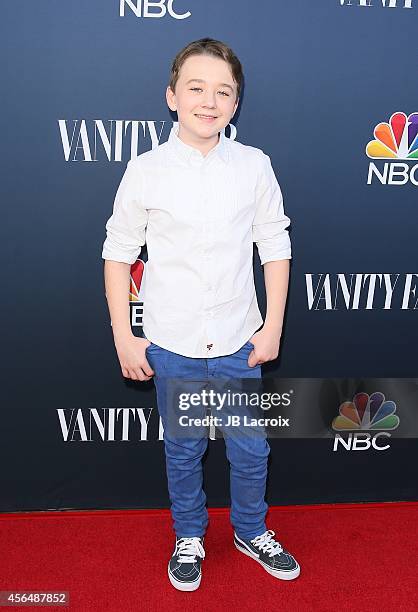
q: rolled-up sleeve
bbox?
[101,159,148,264]
[252,153,292,265]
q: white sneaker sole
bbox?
[234,540,301,580]
[167,564,202,591]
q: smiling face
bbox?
[166,54,239,154]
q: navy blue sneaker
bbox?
[168,536,205,591]
[234,529,300,580]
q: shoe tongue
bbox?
[259,534,270,544]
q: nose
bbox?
[201,89,217,108]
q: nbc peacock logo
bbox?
[129,259,146,302]
[366,112,418,160]
[129,259,146,329]
[332,391,400,431]
[332,391,400,452]
[366,112,418,185]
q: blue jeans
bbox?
[145,339,270,540]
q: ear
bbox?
[166,85,177,112]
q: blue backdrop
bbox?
[1,1,417,512]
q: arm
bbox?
[102,160,154,381]
[103,260,133,343]
[249,153,292,366]
[263,258,290,337]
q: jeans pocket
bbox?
[145,342,158,355]
[146,342,164,353]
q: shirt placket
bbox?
[191,151,217,356]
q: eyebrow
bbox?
[185,78,234,92]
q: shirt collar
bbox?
[168,122,229,165]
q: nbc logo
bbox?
[129,259,146,328]
[332,391,400,451]
[366,112,418,185]
[119,0,191,19]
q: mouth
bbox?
[194,114,218,122]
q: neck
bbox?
[177,126,220,157]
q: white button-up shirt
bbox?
[101,123,292,358]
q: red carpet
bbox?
[0,502,417,611]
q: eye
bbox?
[189,87,230,96]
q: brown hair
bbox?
[169,37,243,102]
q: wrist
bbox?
[263,321,283,336]
[113,327,134,343]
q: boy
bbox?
[102,37,300,590]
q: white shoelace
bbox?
[176,537,206,563]
[250,530,284,557]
